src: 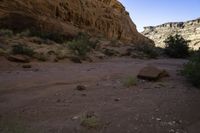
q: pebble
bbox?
[169,129,175,133]
[156,118,161,121]
[22,64,32,68]
[114,98,120,102]
[72,116,79,120]
[76,85,86,91]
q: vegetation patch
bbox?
[0,118,35,133]
[122,76,138,87]
[34,53,48,62]
[181,51,200,88]
[29,31,69,44]
[164,34,190,58]
[0,48,6,56]
[0,29,13,37]
[135,43,158,58]
[81,115,101,129]
[12,44,35,57]
[67,33,97,58]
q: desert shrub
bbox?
[164,34,190,58]
[29,31,68,43]
[0,29,13,37]
[67,33,96,58]
[135,43,158,58]
[17,29,31,37]
[12,44,35,57]
[122,76,138,87]
[81,115,100,129]
[34,53,48,61]
[0,48,6,56]
[181,50,200,88]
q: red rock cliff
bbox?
[0,0,152,45]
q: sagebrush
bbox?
[67,33,96,58]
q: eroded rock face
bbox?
[0,0,151,45]
[142,18,200,50]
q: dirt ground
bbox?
[0,57,200,133]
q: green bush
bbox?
[81,116,100,129]
[122,76,138,87]
[17,29,31,37]
[135,43,158,58]
[0,29,13,37]
[30,31,68,43]
[12,45,35,57]
[181,51,200,88]
[67,33,96,58]
[164,34,190,58]
[0,48,6,56]
[34,53,48,61]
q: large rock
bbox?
[142,18,200,50]
[0,0,152,45]
[137,66,169,80]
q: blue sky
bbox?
[119,0,200,32]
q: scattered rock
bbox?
[118,47,133,56]
[56,99,61,103]
[103,48,119,56]
[93,51,106,59]
[72,116,79,120]
[169,129,175,133]
[137,66,169,81]
[76,85,86,91]
[156,118,162,121]
[81,94,87,97]
[22,64,32,68]
[114,98,120,102]
[86,111,96,118]
[7,55,30,63]
[33,69,39,72]
[69,56,82,63]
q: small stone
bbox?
[33,69,39,72]
[168,121,174,126]
[114,98,120,102]
[176,120,182,124]
[72,116,79,120]
[56,99,61,103]
[81,94,87,96]
[86,111,96,118]
[156,118,161,121]
[76,85,86,91]
[22,64,32,68]
[69,56,82,63]
[169,129,175,133]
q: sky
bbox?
[119,0,200,32]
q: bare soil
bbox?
[0,57,200,133]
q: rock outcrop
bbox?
[142,18,200,50]
[0,0,151,45]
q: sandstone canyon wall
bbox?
[142,18,200,50]
[0,0,152,45]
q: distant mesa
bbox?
[142,18,200,50]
